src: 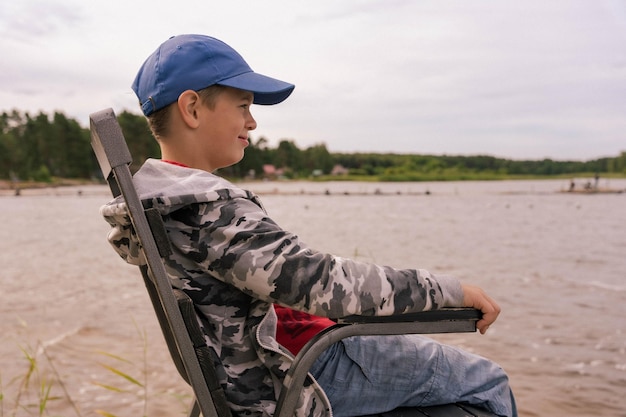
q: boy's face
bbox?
[196,86,256,171]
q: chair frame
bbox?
[90,108,494,417]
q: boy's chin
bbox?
[220,155,245,171]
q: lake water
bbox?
[1,178,625,417]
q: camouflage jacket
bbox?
[100,159,464,417]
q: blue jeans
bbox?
[309,334,517,417]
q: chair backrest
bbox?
[90,108,231,417]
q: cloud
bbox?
[1,0,625,160]
[0,1,83,41]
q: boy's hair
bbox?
[146,85,227,140]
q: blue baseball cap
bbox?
[132,34,295,116]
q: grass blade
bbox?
[98,364,144,387]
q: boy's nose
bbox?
[247,114,257,131]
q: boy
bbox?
[101,34,517,417]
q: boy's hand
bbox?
[461,284,501,334]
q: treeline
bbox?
[1,109,625,182]
[328,152,626,181]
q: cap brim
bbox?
[217,72,295,105]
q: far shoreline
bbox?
[2,175,624,198]
[3,169,626,192]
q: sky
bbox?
[1,0,625,161]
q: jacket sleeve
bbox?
[164,196,463,319]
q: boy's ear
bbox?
[177,90,202,129]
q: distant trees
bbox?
[0,110,93,181]
[332,152,626,181]
[0,109,624,183]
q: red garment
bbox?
[162,159,189,168]
[274,305,335,355]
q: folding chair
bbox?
[90,107,497,417]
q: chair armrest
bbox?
[275,308,481,417]
[337,307,481,324]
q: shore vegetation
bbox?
[1,109,625,189]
